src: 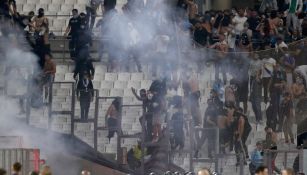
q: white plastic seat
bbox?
[110,89,124,97]
[140,80,152,89]
[52,19,66,30]
[45,11,57,16]
[57,11,70,16]
[95,65,107,74]
[48,4,61,11]
[36,4,48,12]
[64,73,74,81]
[100,81,113,89]
[117,73,130,81]
[123,89,134,97]
[56,65,68,74]
[16,0,26,4]
[27,0,40,4]
[77,0,89,5]
[23,4,36,12]
[104,73,117,81]
[93,73,104,81]
[40,0,52,4]
[92,81,100,89]
[73,4,86,11]
[127,81,141,89]
[52,0,62,4]
[131,73,144,81]
[65,0,77,4]
[99,89,110,97]
[113,81,127,89]
[61,4,74,12]
[122,97,134,104]
[54,73,64,81]
[16,4,23,11]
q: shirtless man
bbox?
[292,75,306,98]
[183,70,201,126]
[32,8,49,45]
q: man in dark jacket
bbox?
[75,12,92,60]
[77,72,94,120]
[73,59,95,81]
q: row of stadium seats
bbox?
[17,0,89,5]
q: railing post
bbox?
[140,109,146,175]
[117,97,123,164]
[48,83,53,129]
[240,153,244,175]
[284,151,288,168]
[189,119,194,172]
[215,127,220,174]
[94,90,99,152]
[71,82,75,136]
[267,151,273,174]
[25,76,31,125]
[299,148,304,173]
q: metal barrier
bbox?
[48,82,75,130]
[0,149,40,175]
[190,127,220,173]
[263,149,304,174]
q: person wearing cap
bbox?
[249,141,264,175]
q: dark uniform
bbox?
[67,16,81,59]
[77,78,94,120]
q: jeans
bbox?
[287,13,300,34]
[69,35,78,59]
[270,92,281,131]
[234,134,249,163]
[80,95,91,120]
[262,77,271,103]
[86,6,98,30]
[250,78,262,122]
[283,117,294,142]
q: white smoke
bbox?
[0,28,82,175]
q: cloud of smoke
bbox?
[101,0,198,74]
[0,26,82,175]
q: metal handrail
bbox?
[263,149,303,174]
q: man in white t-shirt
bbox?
[262,56,277,103]
[232,8,247,35]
